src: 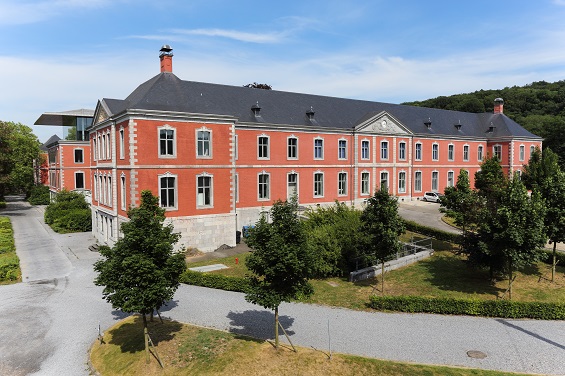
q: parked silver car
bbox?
[422,191,443,203]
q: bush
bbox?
[403,220,462,244]
[180,270,250,292]
[0,257,20,281]
[44,190,91,232]
[369,295,565,320]
[0,202,6,209]
[540,248,565,266]
[28,185,50,205]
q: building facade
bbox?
[88,47,542,252]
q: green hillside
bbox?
[403,80,565,165]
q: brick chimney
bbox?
[494,98,504,114]
[159,45,173,73]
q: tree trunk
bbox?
[508,261,513,301]
[381,261,385,295]
[274,306,279,350]
[143,313,149,363]
[552,241,557,282]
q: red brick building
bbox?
[88,46,542,251]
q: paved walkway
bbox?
[1,197,564,375]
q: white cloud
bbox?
[0,0,113,25]
[170,28,287,44]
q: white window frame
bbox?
[414,142,422,161]
[519,144,525,161]
[287,171,298,201]
[74,148,84,164]
[463,144,469,161]
[107,176,112,207]
[313,171,324,197]
[478,145,484,161]
[105,133,110,160]
[159,173,177,210]
[196,173,213,208]
[119,128,125,160]
[120,174,126,210]
[493,144,502,160]
[380,141,389,160]
[530,145,535,156]
[158,125,176,158]
[75,171,85,189]
[314,137,324,160]
[448,144,454,161]
[361,139,370,160]
[287,136,298,160]
[234,134,238,161]
[92,138,97,162]
[257,134,270,160]
[93,173,97,201]
[398,141,406,160]
[431,171,439,191]
[258,171,270,201]
[398,171,406,193]
[361,171,370,195]
[380,171,389,190]
[338,139,347,160]
[447,170,454,187]
[432,143,439,161]
[414,170,422,192]
[338,171,347,196]
[196,127,212,158]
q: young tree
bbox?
[477,177,546,299]
[245,199,314,350]
[360,188,405,294]
[441,169,479,242]
[474,155,507,213]
[522,148,565,281]
[94,190,186,362]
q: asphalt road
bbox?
[398,199,460,234]
[1,197,564,375]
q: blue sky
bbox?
[1,0,565,143]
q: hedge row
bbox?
[0,255,20,281]
[369,295,565,320]
[403,219,462,244]
[540,248,565,266]
[0,217,20,282]
[180,270,250,293]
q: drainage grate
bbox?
[467,350,487,359]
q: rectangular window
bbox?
[415,143,422,161]
[258,173,270,200]
[108,176,112,205]
[519,145,525,161]
[338,172,347,195]
[258,136,269,159]
[381,141,388,160]
[361,140,370,160]
[314,173,324,197]
[314,139,324,159]
[120,176,126,210]
[197,176,212,207]
[287,137,298,159]
[432,144,439,161]
[432,171,439,191]
[74,149,84,163]
[380,172,388,190]
[338,140,347,159]
[478,145,484,161]
[530,145,535,155]
[75,172,84,189]
[159,129,174,156]
[398,171,406,193]
[287,173,298,200]
[414,171,422,192]
[361,172,370,195]
[105,134,110,160]
[398,142,406,160]
[197,130,211,157]
[160,176,176,208]
[448,144,454,161]
[447,171,454,187]
[463,145,469,161]
[119,129,125,159]
[93,139,97,161]
[97,135,102,160]
[493,145,502,159]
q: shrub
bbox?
[540,248,565,266]
[0,202,6,209]
[44,190,91,232]
[180,270,250,292]
[369,295,565,320]
[28,185,50,205]
[403,220,462,244]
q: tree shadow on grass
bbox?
[108,315,183,353]
[421,253,503,297]
[226,310,295,341]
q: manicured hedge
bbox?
[403,219,462,244]
[180,270,250,293]
[0,217,20,282]
[540,248,565,266]
[369,295,565,320]
[28,185,50,205]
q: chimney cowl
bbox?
[494,98,504,114]
[159,45,173,73]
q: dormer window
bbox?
[424,118,432,129]
[251,102,261,116]
[455,121,462,131]
[306,106,315,120]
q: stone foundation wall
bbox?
[171,213,237,253]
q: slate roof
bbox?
[42,134,61,149]
[98,72,540,140]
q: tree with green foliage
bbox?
[245,199,314,350]
[441,169,479,244]
[94,190,186,362]
[522,148,565,281]
[476,177,546,299]
[0,121,41,199]
[44,190,91,233]
[360,188,405,294]
[303,201,364,276]
[474,155,507,212]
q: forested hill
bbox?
[402,80,565,165]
